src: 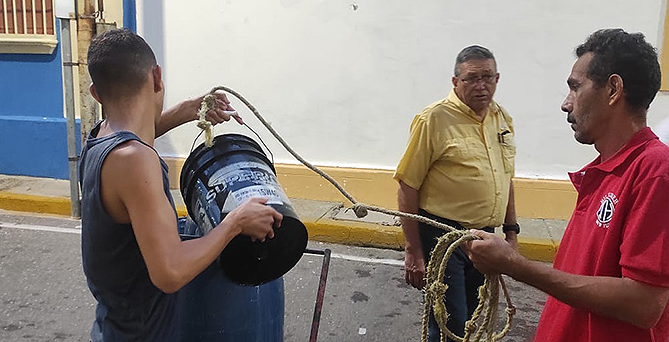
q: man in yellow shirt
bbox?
[394,45,518,342]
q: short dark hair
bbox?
[88,29,157,101]
[454,45,496,76]
[576,28,661,110]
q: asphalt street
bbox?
[0,210,546,341]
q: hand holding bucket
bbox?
[227,197,283,242]
[180,134,308,286]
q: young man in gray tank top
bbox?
[80,29,282,342]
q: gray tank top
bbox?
[79,125,179,342]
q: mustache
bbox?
[567,114,576,124]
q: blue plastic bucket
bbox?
[175,217,285,342]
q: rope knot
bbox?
[426,282,448,299]
[197,94,217,147]
[196,120,212,130]
[202,94,217,110]
[429,283,449,328]
[352,204,368,218]
[465,320,478,333]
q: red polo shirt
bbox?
[535,128,669,342]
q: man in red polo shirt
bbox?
[465,28,669,342]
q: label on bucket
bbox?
[232,185,282,204]
[207,160,289,214]
[191,178,219,234]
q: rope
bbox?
[196,86,516,341]
[196,94,216,147]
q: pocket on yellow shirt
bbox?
[443,137,488,176]
[500,135,516,174]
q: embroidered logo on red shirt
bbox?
[596,192,618,228]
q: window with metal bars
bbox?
[0,0,57,54]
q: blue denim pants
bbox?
[418,210,494,342]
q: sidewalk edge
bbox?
[0,191,71,216]
[303,217,557,262]
[0,192,557,262]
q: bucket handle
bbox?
[190,118,275,165]
[242,122,275,164]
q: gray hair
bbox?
[454,45,496,76]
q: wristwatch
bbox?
[502,223,520,234]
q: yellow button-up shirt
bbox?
[394,90,516,229]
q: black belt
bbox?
[418,209,495,232]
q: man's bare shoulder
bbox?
[106,139,156,159]
[103,140,161,187]
[99,140,163,223]
[105,139,159,166]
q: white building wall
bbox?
[138,0,669,181]
[55,0,75,18]
[101,0,124,28]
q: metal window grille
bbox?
[0,0,55,35]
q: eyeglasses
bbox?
[459,74,498,85]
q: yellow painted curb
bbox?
[176,206,188,218]
[179,205,405,249]
[305,219,405,250]
[0,191,71,216]
[3,194,558,262]
[517,237,558,263]
[304,218,557,263]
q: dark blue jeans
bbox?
[418,210,494,342]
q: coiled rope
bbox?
[196,86,516,342]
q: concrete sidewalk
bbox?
[0,174,565,262]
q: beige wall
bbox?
[165,158,577,220]
[101,0,123,27]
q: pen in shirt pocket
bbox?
[498,129,511,143]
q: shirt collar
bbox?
[447,89,496,120]
[569,127,659,187]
